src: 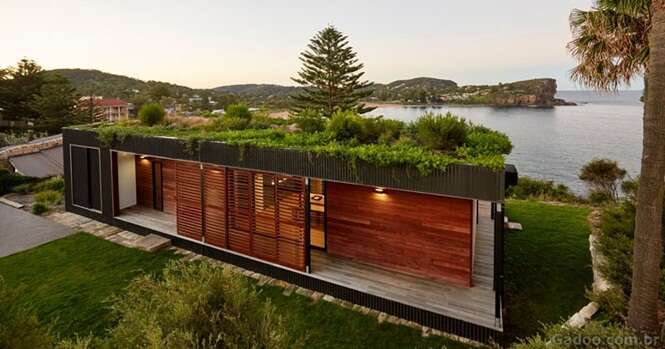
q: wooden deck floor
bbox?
[116,206,177,235]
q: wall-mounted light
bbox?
[374,187,385,194]
[140,155,148,159]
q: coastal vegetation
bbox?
[568,0,664,334]
[78,109,512,174]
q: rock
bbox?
[322,295,336,303]
[377,312,388,324]
[507,222,523,231]
[565,302,600,328]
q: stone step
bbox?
[0,197,24,209]
[133,234,171,253]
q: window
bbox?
[70,146,101,211]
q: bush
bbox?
[213,116,251,131]
[327,110,364,141]
[290,109,327,133]
[463,124,513,156]
[413,113,467,151]
[32,176,65,194]
[0,169,34,196]
[507,176,578,202]
[225,103,252,120]
[579,159,627,202]
[512,321,648,348]
[0,279,55,349]
[589,190,614,205]
[359,117,404,144]
[35,190,63,205]
[587,288,628,322]
[103,260,293,348]
[32,202,49,215]
[138,103,165,126]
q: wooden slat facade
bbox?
[326,182,474,287]
[176,161,203,240]
[203,165,227,248]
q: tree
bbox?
[0,59,45,122]
[568,0,664,333]
[148,82,171,101]
[29,73,84,134]
[138,103,165,126]
[579,158,627,202]
[291,26,374,117]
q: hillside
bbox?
[49,69,569,108]
[50,69,194,100]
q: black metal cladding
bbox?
[64,128,507,201]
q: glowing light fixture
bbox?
[374,187,385,194]
[140,155,148,159]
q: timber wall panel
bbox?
[227,169,253,254]
[162,160,177,214]
[176,161,203,240]
[203,165,227,248]
[135,156,153,208]
[326,182,473,287]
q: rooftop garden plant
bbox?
[73,109,512,175]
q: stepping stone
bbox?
[0,197,24,209]
[506,222,523,231]
[133,234,171,252]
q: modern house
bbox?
[63,127,517,343]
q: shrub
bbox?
[138,103,165,126]
[32,202,49,215]
[32,176,65,194]
[35,190,63,205]
[413,113,467,151]
[289,109,327,133]
[12,182,34,194]
[0,279,55,349]
[225,103,252,120]
[0,169,34,196]
[327,110,364,141]
[507,176,578,202]
[359,117,404,144]
[103,261,293,348]
[579,159,627,202]
[463,124,513,156]
[213,116,251,131]
[589,190,614,205]
[512,321,648,348]
[587,288,628,322]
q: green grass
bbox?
[504,200,593,341]
[0,232,178,338]
[259,285,472,349]
[0,232,472,348]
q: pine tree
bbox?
[291,26,374,116]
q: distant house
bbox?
[79,97,129,122]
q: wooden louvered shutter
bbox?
[227,169,253,254]
[203,165,227,248]
[276,176,306,270]
[176,161,203,240]
[253,173,278,261]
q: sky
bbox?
[1,0,644,90]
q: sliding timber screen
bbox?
[226,169,307,271]
[168,163,307,271]
[176,161,203,240]
[203,165,227,248]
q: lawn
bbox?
[0,233,178,337]
[0,232,471,348]
[504,200,593,341]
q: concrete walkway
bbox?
[0,204,72,257]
